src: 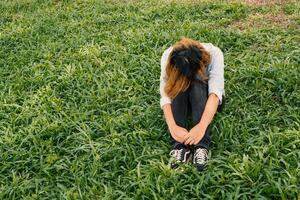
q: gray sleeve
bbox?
[207,46,225,104]
[159,47,173,109]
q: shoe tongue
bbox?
[174,144,186,150]
[195,147,207,152]
[195,145,206,149]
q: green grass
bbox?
[0,0,299,199]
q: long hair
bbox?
[164,38,211,99]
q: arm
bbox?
[184,46,225,145]
[195,93,219,131]
[183,94,218,145]
[162,104,176,127]
[163,104,189,143]
[160,47,188,143]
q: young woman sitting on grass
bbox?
[159,38,225,171]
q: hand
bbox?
[169,124,189,143]
[183,124,206,145]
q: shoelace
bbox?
[170,149,184,161]
[194,148,208,164]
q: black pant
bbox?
[170,80,224,150]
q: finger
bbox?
[177,134,188,143]
[188,138,196,145]
[180,133,189,142]
[193,137,201,145]
[184,136,194,145]
[182,135,189,143]
[190,138,199,145]
[183,134,191,143]
[191,139,197,145]
[182,133,190,140]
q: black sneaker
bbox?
[192,147,208,171]
[169,145,191,169]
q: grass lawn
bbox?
[0,0,299,199]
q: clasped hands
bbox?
[169,123,206,145]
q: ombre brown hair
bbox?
[165,38,211,99]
